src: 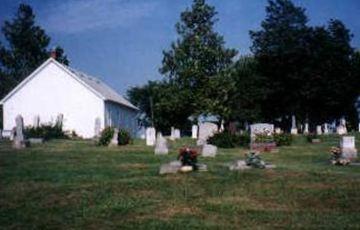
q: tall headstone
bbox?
[323,123,329,134]
[219,120,225,132]
[358,123,360,132]
[303,122,309,134]
[197,122,218,145]
[337,118,347,135]
[250,123,274,142]
[290,115,298,134]
[191,125,198,139]
[13,115,26,149]
[33,115,40,128]
[94,117,101,137]
[316,125,322,135]
[154,133,168,155]
[340,136,357,159]
[146,127,156,146]
[109,128,118,146]
[170,127,176,140]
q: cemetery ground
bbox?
[1,136,360,229]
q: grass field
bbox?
[1,135,360,229]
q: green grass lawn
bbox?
[1,135,360,229]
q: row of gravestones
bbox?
[9,114,64,149]
[147,122,219,157]
[251,122,357,160]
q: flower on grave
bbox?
[245,151,266,169]
[330,146,350,166]
[178,147,198,170]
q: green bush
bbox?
[98,127,114,146]
[254,134,274,143]
[117,128,132,145]
[208,132,250,148]
[24,124,66,140]
[273,133,293,146]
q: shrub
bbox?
[98,127,114,146]
[25,124,66,140]
[208,132,250,148]
[273,133,293,146]
[117,128,132,145]
[254,133,274,143]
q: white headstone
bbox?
[202,144,217,157]
[174,129,180,139]
[250,123,274,142]
[109,128,118,146]
[340,136,357,159]
[198,122,218,145]
[323,123,329,134]
[316,125,322,135]
[303,123,309,134]
[13,115,26,149]
[146,127,156,146]
[275,127,282,134]
[291,115,298,134]
[191,125,198,139]
[219,120,225,132]
[33,115,40,128]
[154,133,168,155]
[94,117,101,137]
[358,123,360,132]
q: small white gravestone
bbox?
[358,123,360,132]
[191,125,198,139]
[146,127,156,146]
[13,115,26,149]
[303,122,309,134]
[290,115,298,134]
[174,129,181,139]
[316,125,322,135]
[198,122,218,145]
[340,136,357,159]
[275,128,282,134]
[323,123,329,134]
[33,115,40,128]
[94,117,101,137]
[202,144,217,157]
[109,128,118,146]
[154,133,168,155]
[250,123,274,142]
[337,118,347,135]
[219,120,225,132]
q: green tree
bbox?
[0,4,69,98]
[160,0,237,119]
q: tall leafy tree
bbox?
[250,0,310,124]
[160,0,237,119]
[0,4,69,98]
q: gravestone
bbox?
[337,118,347,135]
[219,120,225,132]
[146,127,156,146]
[191,125,198,139]
[197,122,218,145]
[303,122,309,134]
[358,123,360,132]
[33,115,40,128]
[154,133,168,155]
[9,128,15,141]
[250,123,274,142]
[275,128,282,134]
[323,123,329,134]
[290,115,298,134]
[13,115,26,149]
[94,117,101,137]
[340,136,357,159]
[108,128,118,146]
[159,161,182,175]
[202,144,217,157]
[316,125,322,135]
[174,129,181,139]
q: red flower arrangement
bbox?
[178,147,198,170]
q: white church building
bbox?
[0,57,139,138]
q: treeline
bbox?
[127,0,360,132]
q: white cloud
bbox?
[42,0,158,33]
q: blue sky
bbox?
[0,0,359,95]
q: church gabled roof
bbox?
[0,58,139,111]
